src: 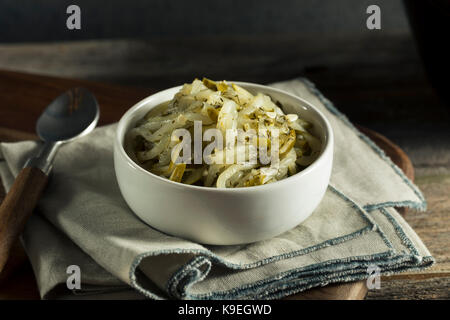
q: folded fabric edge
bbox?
[128,186,391,299]
[128,185,379,299]
[378,207,433,261]
[253,204,435,299]
[179,239,434,300]
[131,200,435,300]
[252,206,436,300]
[297,77,427,212]
[254,254,435,300]
[172,193,395,300]
[188,202,436,300]
[167,256,212,299]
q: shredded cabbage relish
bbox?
[128,79,321,188]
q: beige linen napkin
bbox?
[0,79,433,299]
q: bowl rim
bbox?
[115,81,334,193]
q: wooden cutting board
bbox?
[0,70,414,300]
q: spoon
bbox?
[0,88,99,272]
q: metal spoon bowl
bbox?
[27,88,99,174]
[37,88,99,142]
[0,88,99,273]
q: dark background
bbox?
[0,0,448,167]
[0,0,409,42]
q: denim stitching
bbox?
[378,207,420,256]
[129,184,391,299]
[255,255,434,299]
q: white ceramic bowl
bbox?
[114,82,333,245]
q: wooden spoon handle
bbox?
[0,167,48,273]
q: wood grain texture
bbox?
[400,176,450,276]
[0,167,48,273]
[287,281,368,300]
[0,70,152,134]
[0,36,419,90]
[1,37,446,132]
[366,277,450,300]
[0,70,445,300]
[0,138,40,299]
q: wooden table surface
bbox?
[0,70,448,300]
